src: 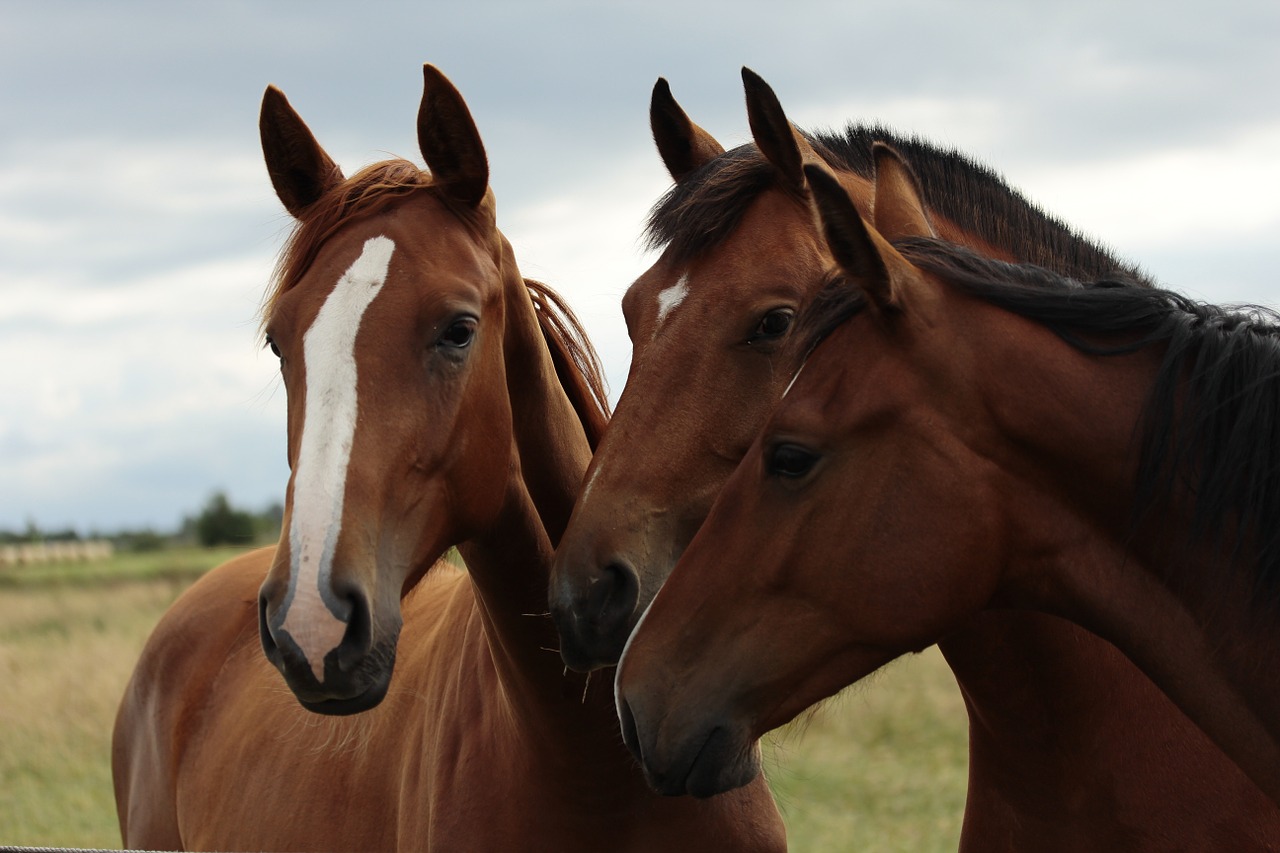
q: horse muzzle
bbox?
[258,580,399,715]
[548,555,642,672]
[615,686,761,798]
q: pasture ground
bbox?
[0,548,968,851]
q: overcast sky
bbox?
[2,0,1277,532]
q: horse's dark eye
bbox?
[752,309,794,342]
[439,317,477,349]
[265,336,281,358]
[768,443,819,479]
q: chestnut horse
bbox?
[552,70,1278,849]
[112,65,785,852]
[616,147,1280,820]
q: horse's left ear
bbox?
[805,164,906,314]
[742,67,823,195]
[418,64,489,208]
[872,142,936,241]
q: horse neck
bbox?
[456,252,599,718]
[967,303,1280,802]
[1038,512,1280,804]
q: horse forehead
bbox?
[654,275,690,327]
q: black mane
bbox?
[645,123,1150,286]
[800,237,1280,601]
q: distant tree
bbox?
[114,528,168,552]
[194,492,256,547]
[253,501,285,541]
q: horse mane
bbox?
[259,158,610,447]
[797,237,1280,603]
[261,159,479,328]
[645,123,1149,286]
[525,279,612,449]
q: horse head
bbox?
[549,69,877,671]
[256,66,520,714]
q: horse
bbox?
[551,69,1279,849]
[615,132,1280,820]
[111,65,786,852]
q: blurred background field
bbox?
[0,546,968,851]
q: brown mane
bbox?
[263,159,450,328]
[261,158,609,446]
[527,279,612,449]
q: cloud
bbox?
[1,0,1276,530]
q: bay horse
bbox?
[552,69,1279,848]
[112,65,785,852]
[615,139,1280,820]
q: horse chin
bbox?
[671,727,762,799]
[619,697,761,798]
[551,611,627,673]
[295,676,393,716]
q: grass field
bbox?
[0,548,968,851]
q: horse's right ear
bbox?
[259,86,345,219]
[872,142,936,242]
[804,164,902,314]
[650,78,725,183]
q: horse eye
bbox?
[768,443,820,479]
[439,317,477,349]
[265,335,281,358]
[752,308,794,341]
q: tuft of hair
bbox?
[526,279,611,448]
[261,159,480,331]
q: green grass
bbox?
[0,548,969,850]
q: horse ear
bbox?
[650,78,726,183]
[872,142,936,241]
[742,67,821,195]
[804,164,900,313]
[418,64,489,208]
[259,86,345,219]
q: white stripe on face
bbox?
[782,361,807,398]
[281,235,395,681]
[654,275,690,334]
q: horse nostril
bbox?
[258,592,280,660]
[583,559,640,640]
[334,586,373,674]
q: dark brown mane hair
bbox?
[645,123,1151,287]
[796,237,1280,605]
[260,158,610,447]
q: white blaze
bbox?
[654,275,690,333]
[281,236,395,681]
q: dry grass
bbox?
[0,575,191,846]
[0,555,970,850]
[764,649,968,851]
